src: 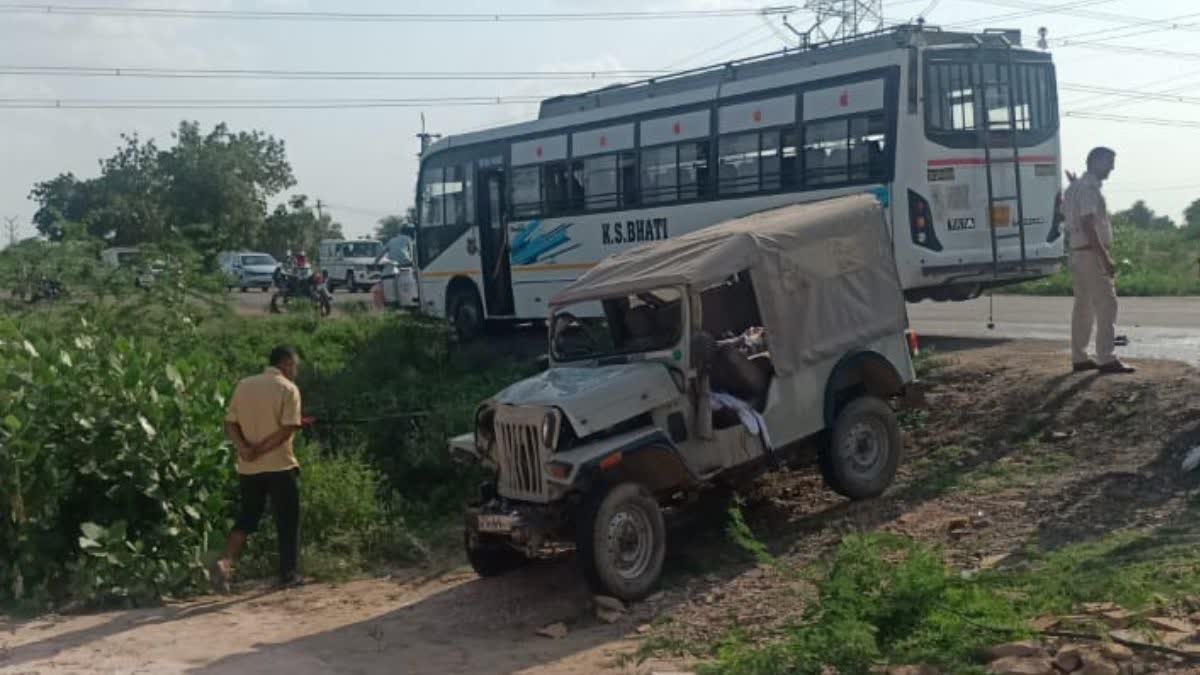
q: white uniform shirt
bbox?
[1063,172,1111,250]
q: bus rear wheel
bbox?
[448,285,484,342]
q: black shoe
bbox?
[1072,359,1100,373]
[1098,360,1136,375]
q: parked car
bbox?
[448,195,915,600]
[101,246,162,288]
[318,239,390,292]
[217,251,280,292]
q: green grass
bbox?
[1011,221,1200,296]
[700,514,1200,675]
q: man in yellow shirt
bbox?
[211,346,305,592]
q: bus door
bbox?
[477,167,515,316]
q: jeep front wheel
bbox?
[820,395,901,499]
[464,530,528,578]
[576,481,666,602]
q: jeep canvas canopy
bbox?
[550,194,908,374]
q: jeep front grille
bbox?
[494,406,551,502]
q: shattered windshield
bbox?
[551,288,683,362]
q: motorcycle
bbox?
[270,261,332,317]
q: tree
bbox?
[159,121,295,256]
[261,195,343,260]
[1185,199,1200,237]
[28,121,295,255]
[1116,199,1176,231]
[375,207,416,241]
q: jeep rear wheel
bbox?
[820,395,901,499]
[464,530,528,578]
[576,481,666,602]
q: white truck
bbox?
[318,239,390,293]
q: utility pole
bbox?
[416,112,441,157]
[3,216,18,247]
[782,0,884,48]
[315,199,325,220]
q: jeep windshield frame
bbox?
[550,287,684,363]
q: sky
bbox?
[2,0,1199,243]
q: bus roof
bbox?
[423,24,1040,159]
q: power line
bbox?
[0,95,548,110]
[660,22,773,71]
[963,0,1172,27]
[0,64,672,81]
[1063,111,1200,130]
[0,3,797,22]
[1061,82,1200,106]
[1058,41,1200,62]
[1066,71,1200,115]
[949,0,1117,29]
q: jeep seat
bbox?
[710,343,772,411]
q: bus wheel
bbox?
[448,286,484,342]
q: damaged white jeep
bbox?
[449,195,916,600]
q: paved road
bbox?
[909,295,1200,365]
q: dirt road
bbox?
[5,338,1200,674]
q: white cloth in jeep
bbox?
[710,391,772,450]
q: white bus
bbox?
[414,25,1064,338]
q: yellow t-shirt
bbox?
[224,367,302,475]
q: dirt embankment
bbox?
[3,337,1199,675]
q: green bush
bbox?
[705,534,1023,675]
[1011,220,1200,296]
[0,317,231,607]
[0,242,534,608]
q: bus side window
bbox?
[543,162,571,215]
[512,166,541,218]
[679,141,710,200]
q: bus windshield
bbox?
[925,55,1057,144]
[551,289,682,362]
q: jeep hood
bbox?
[493,362,680,437]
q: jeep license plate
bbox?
[477,514,515,533]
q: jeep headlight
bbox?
[541,410,559,448]
[474,406,495,453]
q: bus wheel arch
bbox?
[446,277,484,341]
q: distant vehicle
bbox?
[101,246,162,288]
[414,24,1063,340]
[318,239,389,292]
[217,251,280,292]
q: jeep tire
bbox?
[464,530,527,578]
[820,395,901,499]
[576,481,666,602]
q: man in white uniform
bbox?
[1063,147,1134,375]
